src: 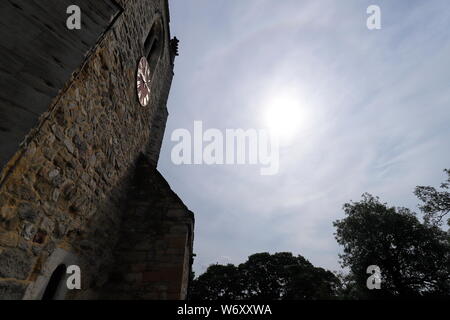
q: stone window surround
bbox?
[23,248,81,300]
[143,11,166,82]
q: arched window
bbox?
[144,15,165,75]
[42,264,67,300]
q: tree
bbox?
[415,169,450,226]
[283,263,341,300]
[334,193,450,298]
[189,252,340,300]
[189,264,243,300]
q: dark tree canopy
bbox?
[334,193,450,298]
[189,252,340,300]
[415,169,450,226]
[190,171,450,300]
[188,264,242,300]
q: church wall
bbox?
[0,0,183,299]
[99,156,194,300]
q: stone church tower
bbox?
[0,0,194,299]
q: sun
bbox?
[263,93,305,143]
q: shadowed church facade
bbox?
[0,0,194,299]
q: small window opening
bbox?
[144,17,164,75]
[42,264,67,300]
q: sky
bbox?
[158,0,450,275]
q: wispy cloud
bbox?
[160,0,450,273]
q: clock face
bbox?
[136,56,151,106]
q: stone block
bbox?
[0,248,34,280]
[0,206,16,221]
[64,139,75,154]
[17,203,39,223]
[0,231,19,247]
[0,280,28,300]
[8,183,35,202]
[21,222,37,241]
[40,217,54,234]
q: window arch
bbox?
[42,264,67,300]
[144,15,165,75]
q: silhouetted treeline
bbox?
[189,169,450,300]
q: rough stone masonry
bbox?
[0,0,194,299]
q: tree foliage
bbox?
[415,169,450,226]
[188,264,242,300]
[334,193,450,298]
[189,252,340,300]
[190,170,450,300]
